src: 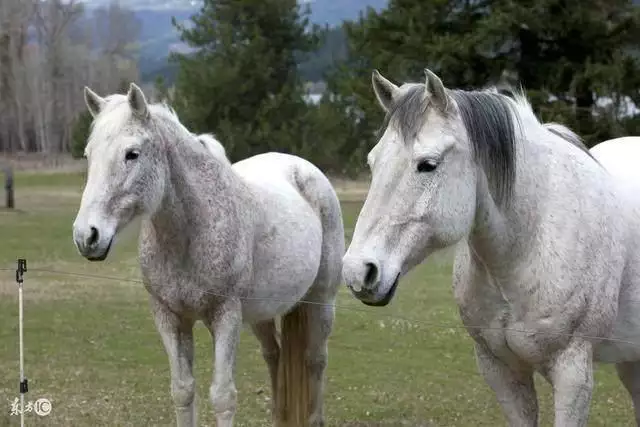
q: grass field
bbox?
[0,171,635,426]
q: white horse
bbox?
[342,69,640,426]
[72,83,345,427]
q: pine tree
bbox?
[70,111,93,159]
[170,0,318,161]
[332,0,640,149]
[480,0,640,143]
[153,75,170,103]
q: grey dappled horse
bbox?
[342,69,640,426]
[72,83,345,427]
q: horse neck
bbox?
[466,125,568,277]
[148,129,254,247]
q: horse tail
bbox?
[275,303,311,427]
[273,158,344,427]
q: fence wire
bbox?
[0,264,492,396]
[2,263,637,423]
[3,265,640,350]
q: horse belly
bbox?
[595,284,640,363]
[242,212,323,324]
[241,249,322,323]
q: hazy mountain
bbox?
[82,0,388,82]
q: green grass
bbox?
[0,173,634,426]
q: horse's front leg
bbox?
[150,297,196,427]
[474,342,539,426]
[206,298,242,427]
[544,339,594,427]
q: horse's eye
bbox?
[125,150,140,162]
[416,159,437,173]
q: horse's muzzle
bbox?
[73,223,115,262]
[352,274,400,307]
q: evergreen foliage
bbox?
[170,0,319,162]
[170,0,640,175]
[332,0,640,150]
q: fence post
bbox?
[4,164,14,209]
[16,258,27,427]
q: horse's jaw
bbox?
[351,273,400,307]
[85,237,114,262]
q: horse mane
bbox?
[151,101,231,165]
[161,101,178,118]
[382,82,599,206]
[492,87,596,158]
[542,122,596,156]
[196,133,230,165]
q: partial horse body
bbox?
[590,136,640,190]
[342,69,640,426]
[72,84,345,427]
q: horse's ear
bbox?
[127,83,149,119]
[424,68,449,111]
[372,69,399,112]
[84,86,106,118]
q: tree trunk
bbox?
[4,165,14,209]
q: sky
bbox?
[82,0,200,10]
[82,0,314,10]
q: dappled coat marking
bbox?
[72,84,345,427]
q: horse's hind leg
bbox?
[150,297,196,427]
[251,320,280,420]
[474,342,539,426]
[616,361,640,425]
[303,296,335,427]
[303,253,341,427]
[293,163,344,426]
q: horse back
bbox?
[232,152,342,234]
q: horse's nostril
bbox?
[364,262,379,287]
[87,226,99,247]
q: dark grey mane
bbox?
[543,122,599,165]
[383,84,518,206]
[495,88,597,162]
[449,90,518,205]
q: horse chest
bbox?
[139,252,226,315]
[456,275,599,366]
[454,267,552,365]
[453,251,506,344]
[456,283,514,355]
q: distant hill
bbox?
[297,26,350,83]
[80,0,388,84]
